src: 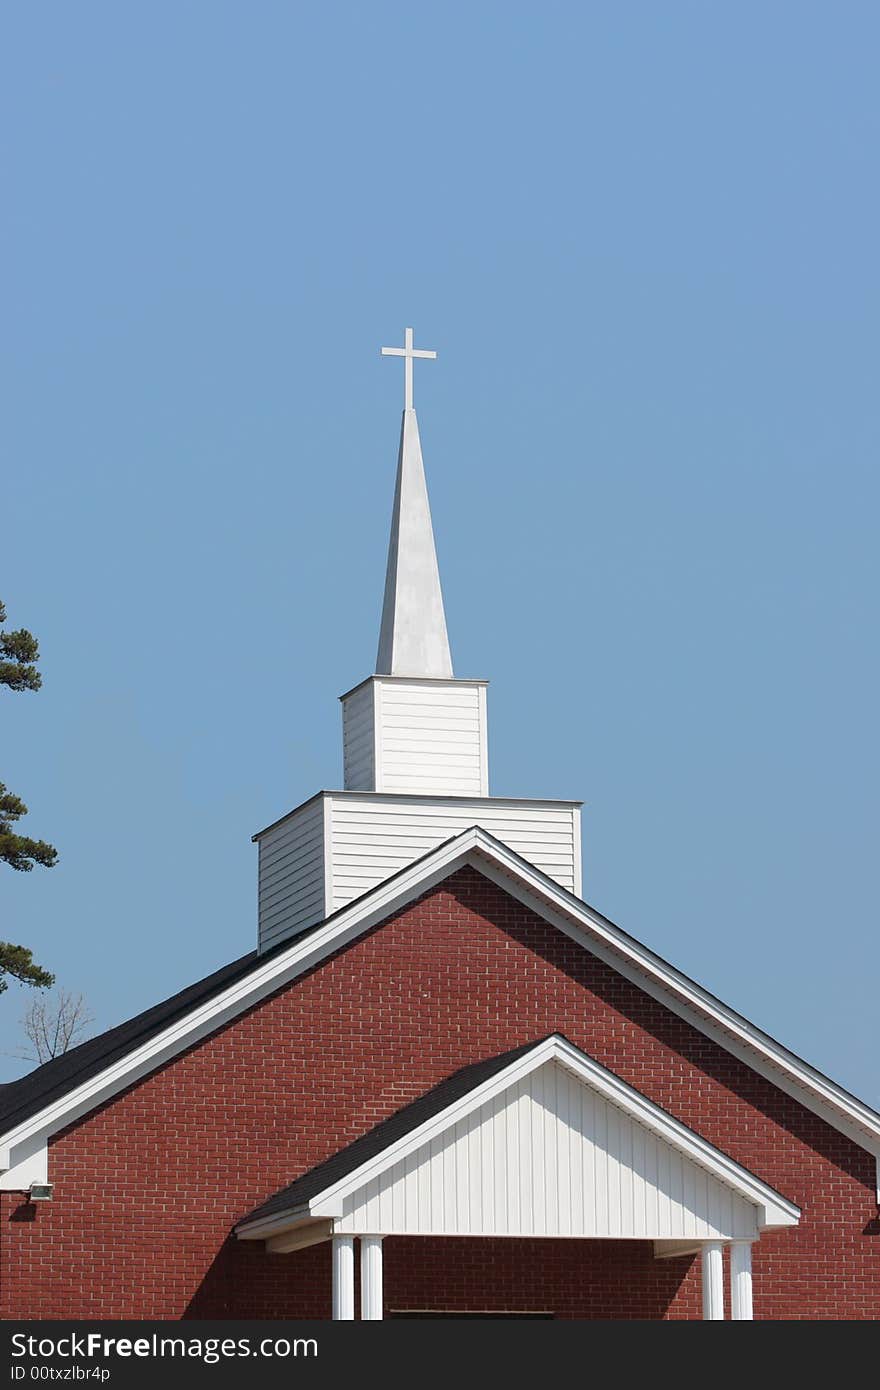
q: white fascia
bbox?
[464,838,880,1164]
[2,825,879,1184]
[236,1035,800,1239]
[0,831,483,1174]
[0,1132,47,1191]
[312,1036,800,1229]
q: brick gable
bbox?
[2,867,877,1319]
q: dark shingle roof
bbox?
[0,833,478,1138]
[238,1036,554,1229]
[5,818,875,1157]
[0,948,263,1133]
[0,832,486,1140]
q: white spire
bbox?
[376,330,453,678]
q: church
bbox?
[1,330,878,1320]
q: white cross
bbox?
[380,326,437,411]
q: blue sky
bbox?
[2,3,878,1104]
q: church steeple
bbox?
[254,325,583,953]
[375,334,453,677]
[339,327,487,796]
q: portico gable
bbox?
[237,1035,799,1320]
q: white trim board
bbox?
[235,1035,800,1242]
[1,827,878,1182]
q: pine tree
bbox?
[1,599,56,995]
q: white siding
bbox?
[256,790,582,952]
[341,681,375,791]
[258,797,326,952]
[375,679,487,796]
[328,793,581,909]
[335,1060,759,1240]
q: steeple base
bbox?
[254,790,582,954]
[341,675,489,798]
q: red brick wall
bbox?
[2,867,878,1319]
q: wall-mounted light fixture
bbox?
[27,1182,53,1202]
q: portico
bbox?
[236,1034,799,1320]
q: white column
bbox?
[331,1236,355,1320]
[730,1241,754,1320]
[701,1241,724,1320]
[360,1235,384,1321]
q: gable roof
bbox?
[0,949,259,1134]
[236,1034,801,1240]
[241,1040,539,1228]
[2,825,879,1182]
[0,832,467,1139]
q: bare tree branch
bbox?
[13,990,94,1065]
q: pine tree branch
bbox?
[0,942,55,994]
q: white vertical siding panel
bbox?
[594,1098,609,1235]
[734,1196,758,1239]
[378,1171,393,1232]
[669,1149,684,1238]
[556,1067,572,1236]
[606,1102,621,1237]
[506,1080,520,1233]
[347,1185,364,1231]
[492,1095,508,1234]
[391,1159,406,1230]
[681,1164,697,1239]
[528,1070,544,1234]
[678,1152,692,1237]
[479,1103,494,1236]
[417,1140,431,1231]
[729,1195,743,1238]
[429,1136,444,1232]
[443,1133,456,1231]
[644,1132,659,1236]
[543,1065,559,1234]
[657,1140,671,1237]
[718,1174,746,1240]
[701,1168,715,1237]
[332,1060,766,1241]
[700,1167,715,1238]
[455,1119,470,1233]
[404,1151,419,1228]
[518,1079,534,1235]
[619,1107,634,1235]
[660,1146,675,1238]
[469,1111,483,1232]
[628,1115,644,1236]
[581,1084,596,1234]
[569,1072,584,1234]
[710,1176,727,1241]
[367,1175,382,1231]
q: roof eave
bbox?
[2,825,879,1173]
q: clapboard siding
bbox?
[341,681,375,791]
[377,680,485,795]
[336,1059,758,1239]
[257,797,326,952]
[259,678,573,950]
[340,677,489,797]
[257,791,582,951]
[328,793,581,907]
